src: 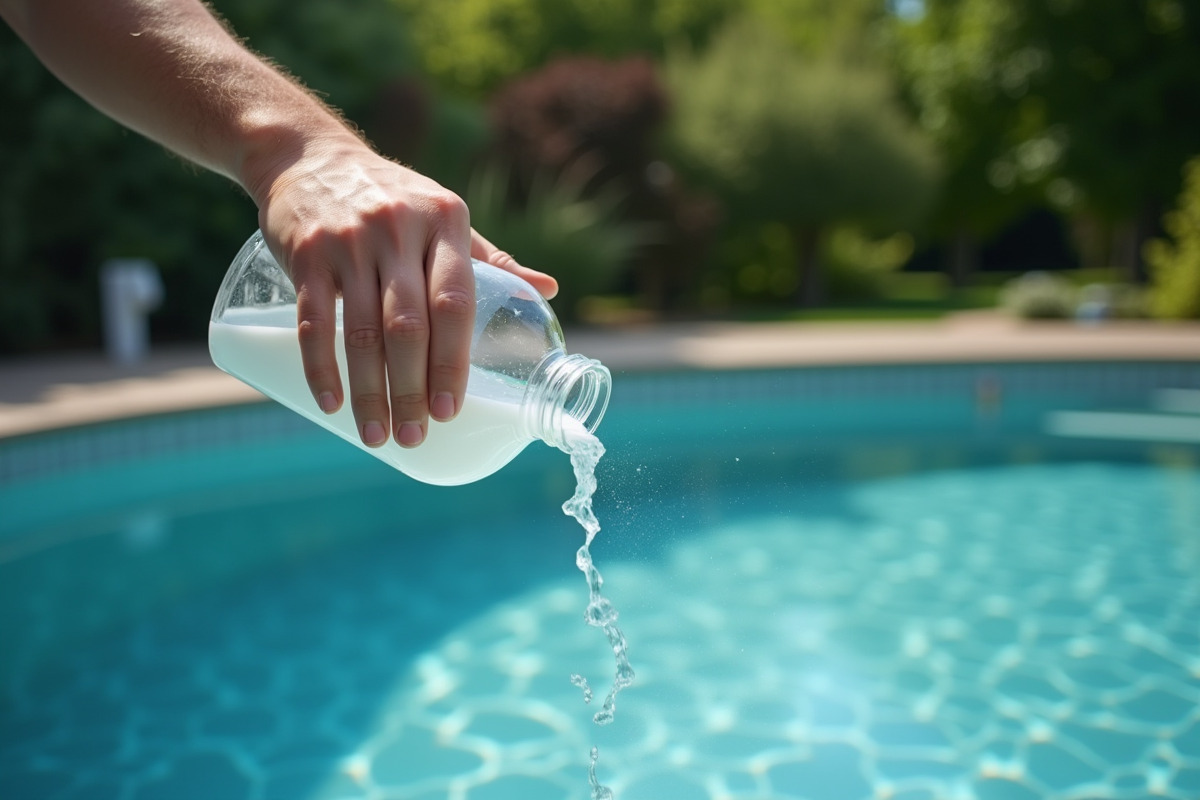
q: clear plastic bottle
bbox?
[209,231,611,486]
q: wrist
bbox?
[235,109,366,210]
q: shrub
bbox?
[823,227,917,302]
[465,165,652,321]
[1145,157,1200,319]
[1000,271,1076,319]
[486,55,712,313]
[488,56,668,193]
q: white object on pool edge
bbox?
[1045,410,1200,444]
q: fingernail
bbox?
[362,421,388,447]
[318,392,339,414]
[397,422,424,448]
[431,392,456,421]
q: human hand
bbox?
[251,135,558,449]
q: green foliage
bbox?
[895,0,1042,241]
[1145,157,1200,319]
[1003,0,1200,222]
[484,55,713,315]
[665,18,939,231]
[903,0,1200,228]
[719,223,801,303]
[465,165,651,321]
[824,227,916,300]
[219,0,414,115]
[392,0,732,97]
[488,56,668,193]
[0,0,416,353]
[408,95,490,195]
[896,0,1200,284]
[718,223,915,305]
[664,18,938,305]
[393,0,896,98]
[743,0,894,61]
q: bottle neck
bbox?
[523,350,612,448]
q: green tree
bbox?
[1014,0,1200,279]
[744,0,894,62]
[392,0,730,98]
[902,0,1200,282]
[393,0,895,99]
[1015,1,1198,206]
[665,18,939,306]
[895,0,1046,286]
[1145,157,1200,319]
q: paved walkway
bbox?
[1,314,1197,439]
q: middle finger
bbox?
[381,234,432,447]
[341,253,392,449]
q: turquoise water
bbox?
[2,363,1199,799]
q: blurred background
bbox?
[1,0,1198,354]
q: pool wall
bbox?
[4,360,1199,535]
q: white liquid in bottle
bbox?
[209,306,530,486]
[209,232,611,488]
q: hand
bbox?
[253,135,558,449]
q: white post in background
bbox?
[100,258,163,364]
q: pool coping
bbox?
[1,313,1198,440]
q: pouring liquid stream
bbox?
[559,420,633,799]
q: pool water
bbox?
[2,363,1199,799]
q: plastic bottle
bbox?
[209,231,610,486]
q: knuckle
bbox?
[432,288,473,320]
[389,391,427,411]
[296,318,328,345]
[429,190,469,222]
[351,391,388,414]
[291,228,344,262]
[428,360,466,384]
[383,312,428,343]
[491,250,516,269]
[371,201,411,228]
[344,325,384,351]
[303,362,339,387]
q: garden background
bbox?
[1,0,1198,353]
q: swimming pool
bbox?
[2,361,1199,800]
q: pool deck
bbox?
[1,312,1197,439]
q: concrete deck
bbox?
[1,313,1197,439]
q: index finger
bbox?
[470,230,559,299]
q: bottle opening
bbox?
[525,352,612,449]
[562,362,611,437]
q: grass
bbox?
[725,277,1001,323]
[578,268,1145,326]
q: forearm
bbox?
[0,0,361,204]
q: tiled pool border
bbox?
[2,360,1198,485]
